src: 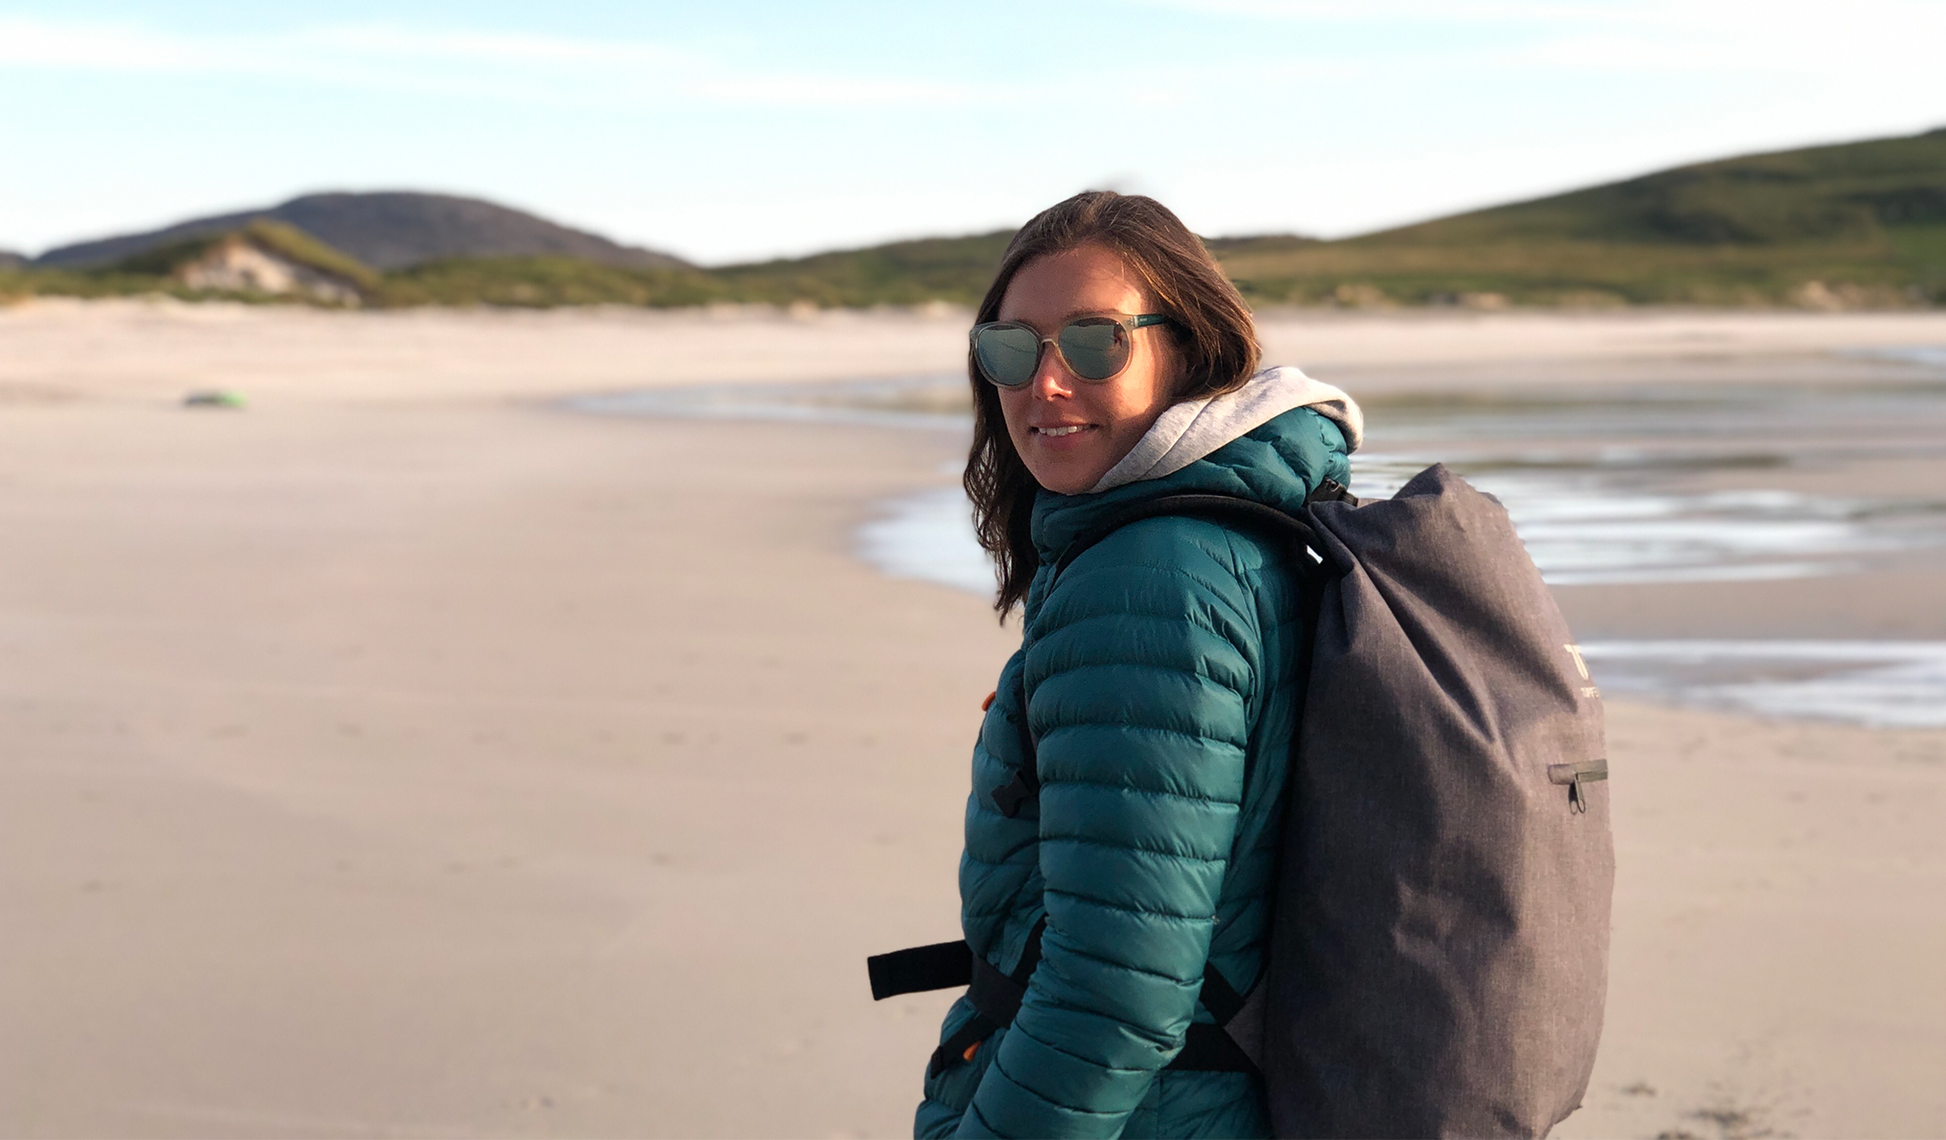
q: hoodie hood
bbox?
[1030,366,1359,568]
[1091,365,1362,493]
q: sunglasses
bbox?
[971,312,1174,388]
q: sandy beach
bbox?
[3,299,1944,1138]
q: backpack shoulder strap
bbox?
[1051,492,1322,578]
[993,487,1343,820]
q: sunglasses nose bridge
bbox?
[1031,333,1084,394]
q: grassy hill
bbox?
[1211,126,1946,306]
[6,128,1943,309]
[369,231,1015,308]
[118,220,383,292]
[709,231,1015,307]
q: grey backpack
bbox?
[869,463,1613,1138]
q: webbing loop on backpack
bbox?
[1549,758,1609,814]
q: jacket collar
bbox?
[1028,367,1362,571]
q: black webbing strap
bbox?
[967,953,1027,1025]
[868,940,970,1002]
[922,916,1046,1076]
[1171,1022,1261,1071]
[1193,954,1247,1025]
[878,920,1258,1077]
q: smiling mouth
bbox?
[1032,425,1095,437]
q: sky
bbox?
[3,1,1944,265]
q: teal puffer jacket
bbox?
[916,405,1352,1139]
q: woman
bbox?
[917,191,1362,1139]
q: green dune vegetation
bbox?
[0,220,383,305]
[373,231,1017,309]
[121,220,382,293]
[5,128,1943,310]
[1212,126,1946,308]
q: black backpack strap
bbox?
[929,1014,1000,1077]
[923,916,1046,1076]
[1051,493,1323,578]
[1169,1021,1263,1072]
[1193,956,1248,1025]
[997,492,1331,823]
[927,919,1260,1075]
[1004,483,1350,819]
[867,940,971,1001]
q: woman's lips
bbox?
[1031,424,1096,438]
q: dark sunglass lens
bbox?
[1058,318,1130,380]
[974,325,1041,387]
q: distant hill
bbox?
[33,191,687,271]
[371,230,1018,308]
[703,128,1946,308]
[8,128,1944,308]
[712,231,1016,306]
[0,250,22,269]
[1211,126,1946,306]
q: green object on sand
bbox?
[182,390,246,409]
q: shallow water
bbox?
[1579,640,1946,729]
[566,374,969,431]
[855,485,995,597]
[573,351,1946,729]
[1347,454,1944,586]
[834,363,1946,592]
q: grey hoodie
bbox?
[1092,365,1363,493]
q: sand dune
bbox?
[2,300,1943,1137]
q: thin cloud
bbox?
[1136,0,1607,19]
[0,16,1004,109]
[303,25,693,68]
[1135,0,1939,23]
[1126,0,1946,79]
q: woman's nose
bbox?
[1030,341,1075,399]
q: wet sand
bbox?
[2,299,1944,1137]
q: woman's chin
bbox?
[1020,427,1127,495]
[1027,458,1108,496]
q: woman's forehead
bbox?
[999,246,1147,323]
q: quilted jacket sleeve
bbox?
[956,523,1261,1139]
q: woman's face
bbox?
[995,244,1180,495]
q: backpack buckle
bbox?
[1305,479,1360,507]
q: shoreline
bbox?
[3,297,1945,408]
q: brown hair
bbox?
[964,190,1261,617]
